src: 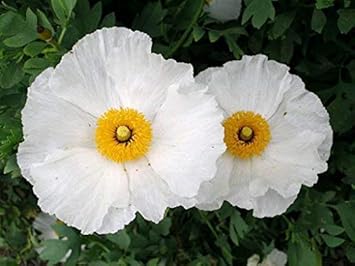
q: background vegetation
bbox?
[0,0,354,265]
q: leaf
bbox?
[242,0,275,29]
[51,0,77,24]
[85,2,102,33]
[26,8,37,29]
[101,13,116,27]
[24,58,51,73]
[336,201,355,242]
[151,217,171,236]
[311,9,327,33]
[37,9,55,34]
[39,239,70,264]
[0,63,24,89]
[23,41,47,57]
[323,224,345,236]
[321,234,345,247]
[315,0,335,9]
[346,246,355,263]
[106,230,131,250]
[192,26,205,42]
[132,1,167,37]
[268,11,296,39]
[208,30,222,43]
[224,34,243,59]
[175,0,204,30]
[3,32,37,47]
[327,82,355,134]
[288,237,322,266]
[337,9,355,34]
[0,11,26,36]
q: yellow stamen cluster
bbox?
[95,108,152,162]
[223,111,271,159]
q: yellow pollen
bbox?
[116,126,131,142]
[223,111,271,159]
[95,108,152,162]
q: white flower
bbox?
[33,212,58,241]
[33,212,71,262]
[18,27,225,234]
[205,0,242,22]
[247,249,287,266]
[195,54,332,217]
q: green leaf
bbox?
[311,9,327,33]
[151,218,171,236]
[3,154,20,177]
[242,0,275,29]
[0,63,24,89]
[0,11,26,36]
[321,234,345,247]
[24,58,51,73]
[106,230,131,250]
[346,246,355,263]
[327,82,355,134]
[85,2,102,33]
[323,224,345,236]
[268,11,296,39]
[39,239,70,264]
[192,26,205,42]
[315,0,335,9]
[3,32,37,47]
[208,30,222,43]
[101,13,116,27]
[132,2,167,38]
[337,9,355,34]
[175,0,204,30]
[23,41,47,57]
[288,237,322,266]
[51,0,77,24]
[336,201,355,242]
[224,34,243,59]
[26,8,37,29]
[37,9,55,34]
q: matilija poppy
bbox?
[17,27,225,234]
[204,0,242,22]
[195,54,333,217]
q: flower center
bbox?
[95,108,152,162]
[223,111,270,159]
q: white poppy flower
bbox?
[18,27,225,234]
[195,54,332,217]
[33,212,71,262]
[205,0,242,22]
[247,249,287,266]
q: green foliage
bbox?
[0,0,354,265]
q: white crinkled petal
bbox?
[97,206,136,234]
[196,152,235,210]
[148,84,225,198]
[196,55,291,119]
[252,189,297,218]
[49,27,152,117]
[31,148,129,234]
[106,44,193,120]
[277,74,333,161]
[262,249,287,266]
[125,158,174,223]
[205,0,242,22]
[17,68,97,184]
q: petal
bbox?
[33,212,58,240]
[125,157,173,223]
[196,152,235,210]
[225,157,254,210]
[106,44,193,120]
[275,74,333,161]
[252,189,297,218]
[31,148,129,234]
[196,55,291,119]
[264,249,287,266]
[148,84,225,198]
[248,129,326,198]
[97,206,136,234]
[17,68,96,184]
[49,27,152,117]
[205,0,242,22]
